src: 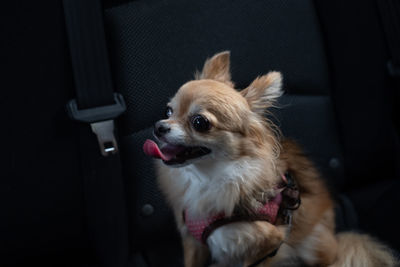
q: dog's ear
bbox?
[196,51,233,87]
[240,71,283,114]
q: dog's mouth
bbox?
[143,139,211,165]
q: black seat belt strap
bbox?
[63,0,126,156]
[62,0,128,266]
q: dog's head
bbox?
[144,51,282,167]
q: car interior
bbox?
[1,0,399,266]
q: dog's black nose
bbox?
[154,121,171,137]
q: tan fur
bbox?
[242,223,287,265]
[182,236,210,267]
[331,233,397,267]
[240,72,283,113]
[154,51,398,266]
[195,51,234,87]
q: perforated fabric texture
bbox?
[105,0,330,135]
[121,128,181,249]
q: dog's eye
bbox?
[191,115,210,132]
[165,106,173,118]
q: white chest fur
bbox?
[163,158,264,216]
[157,157,278,263]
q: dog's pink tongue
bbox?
[143,139,171,161]
[144,139,187,161]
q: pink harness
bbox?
[184,192,283,244]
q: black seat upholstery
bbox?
[1,0,398,266]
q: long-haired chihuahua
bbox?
[144,51,397,267]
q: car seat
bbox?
[1,0,398,266]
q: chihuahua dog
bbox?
[143,52,397,266]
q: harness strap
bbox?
[247,172,299,267]
[183,171,300,266]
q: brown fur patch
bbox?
[274,140,337,265]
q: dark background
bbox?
[1,0,399,266]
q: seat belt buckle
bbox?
[91,120,119,156]
[66,93,126,156]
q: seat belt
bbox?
[63,0,128,266]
